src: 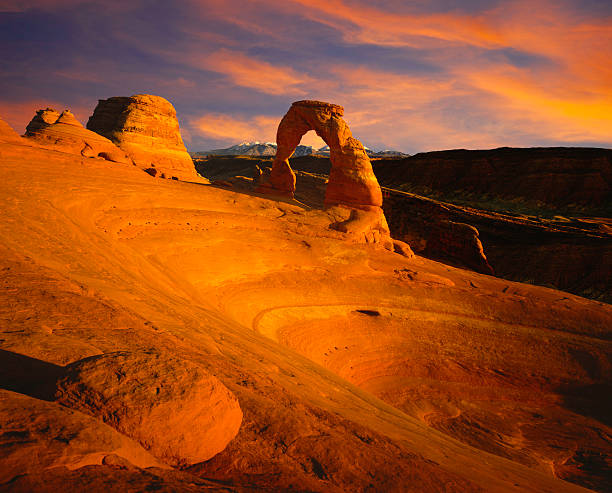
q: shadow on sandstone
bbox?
[0,349,64,401]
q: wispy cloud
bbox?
[191,112,325,148]
[1,0,610,151]
[204,49,314,95]
[192,113,278,142]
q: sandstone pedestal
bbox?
[24,108,60,136]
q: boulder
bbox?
[428,221,493,275]
[55,350,243,467]
[25,108,60,135]
[55,109,82,126]
[0,389,165,483]
[87,94,205,182]
[24,109,132,164]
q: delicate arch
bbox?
[258,100,382,210]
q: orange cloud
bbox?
[275,0,612,149]
[466,67,612,143]
[7,0,608,152]
[191,112,325,148]
[192,113,278,143]
[203,49,313,96]
[281,0,505,48]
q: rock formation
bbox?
[24,108,60,135]
[24,109,132,164]
[0,115,21,143]
[259,100,392,247]
[55,351,243,467]
[54,109,82,126]
[87,94,204,182]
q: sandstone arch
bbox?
[258,100,397,248]
[258,100,383,210]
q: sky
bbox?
[0,0,611,153]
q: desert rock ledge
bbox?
[87,94,205,182]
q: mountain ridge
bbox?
[192,141,408,158]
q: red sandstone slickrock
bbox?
[1,98,611,492]
[87,94,206,182]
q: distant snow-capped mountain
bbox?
[193,142,315,157]
[314,145,407,158]
[374,150,409,157]
[192,142,408,158]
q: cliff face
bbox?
[381,189,612,302]
[374,147,612,214]
[87,94,204,182]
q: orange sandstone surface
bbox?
[0,125,611,492]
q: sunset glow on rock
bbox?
[0,2,611,492]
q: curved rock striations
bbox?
[24,109,132,164]
[4,127,610,491]
[259,100,392,247]
[55,351,243,467]
[251,288,612,492]
[87,94,204,182]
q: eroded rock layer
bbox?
[1,129,610,492]
[24,109,132,164]
[87,94,204,182]
[373,147,612,213]
[25,108,60,136]
[0,389,166,483]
